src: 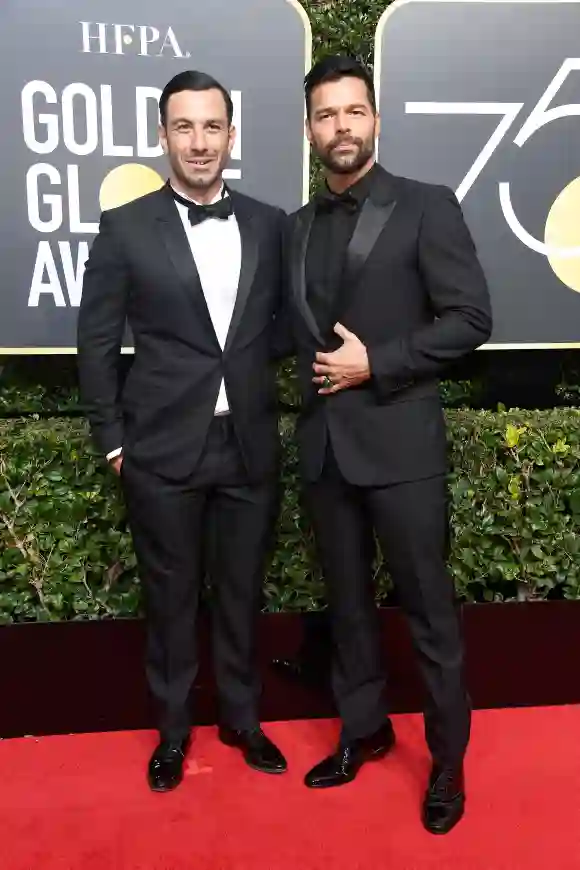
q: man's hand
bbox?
[109,455,123,475]
[313,323,370,395]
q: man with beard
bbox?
[284,55,492,833]
[77,70,287,791]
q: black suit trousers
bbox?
[304,446,470,768]
[121,416,278,742]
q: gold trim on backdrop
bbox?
[286,0,312,205]
[483,342,580,350]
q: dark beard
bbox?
[317,135,375,175]
[169,152,225,196]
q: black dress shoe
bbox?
[422,765,465,834]
[219,726,288,774]
[304,720,395,788]
[147,737,190,793]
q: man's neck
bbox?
[325,158,376,195]
[170,176,224,205]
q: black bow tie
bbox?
[170,186,233,226]
[314,188,360,215]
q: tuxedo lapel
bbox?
[290,204,324,346]
[336,168,398,317]
[154,187,220,349]
[224,192,258,353]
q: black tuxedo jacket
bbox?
[284,164,493,486]
[77,185,285,482]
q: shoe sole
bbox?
[246,761,288,775]
[305,774,357,789]
[148,779,183,793]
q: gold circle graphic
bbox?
[99,164,164,211]
[545,176,580,294]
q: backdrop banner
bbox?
[0,0,310,351]
[375,0,580,348]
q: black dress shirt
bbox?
[305,163,379,339]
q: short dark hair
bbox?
[304,55,376,118]
[159,70,234,126]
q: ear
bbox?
[305,117,313,145]
[228,125,237,157]
[158,123,168,154]
[374,113,381,141]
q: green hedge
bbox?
[1,409,580,623]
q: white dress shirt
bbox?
[106,184,242,461]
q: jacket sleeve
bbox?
[271,210,296,361]
[367,186,492,399]
[77,210,129,456]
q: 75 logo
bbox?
[406,58,580,259]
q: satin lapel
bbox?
[342,196,397,297]
[290,204,324,346]
[155,188,220,349]
[224,193,258,353]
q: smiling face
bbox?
[159,87,235,202]
[306,75,379,179]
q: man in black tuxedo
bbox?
[284,56,492,834]
[77,70,287,791]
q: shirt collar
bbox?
[169,182,227,207]
[325,162,379,205]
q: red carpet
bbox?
[1,707,580,869]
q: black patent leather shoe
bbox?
[147,736,190,793]
[219,726,288,774]
[422,765,465,834]
[304,720,395,788]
